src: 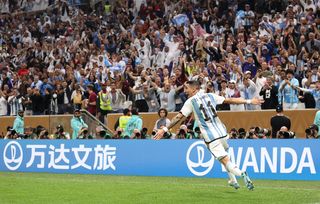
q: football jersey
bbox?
[180,91,227,142]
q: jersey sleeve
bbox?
[180,98,193,117]
[209,93,225,105]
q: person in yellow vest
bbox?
[114,108,131,136]
[97,83,112,124]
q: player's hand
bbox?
[251,97,264,105]
[153,129,165,140]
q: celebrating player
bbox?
[154,81,264,190]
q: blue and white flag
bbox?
[172,14,189,26]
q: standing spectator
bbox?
[97,83,112,123]
[157,83,177,112]
[13,110,24,135]
[259,77,278,109]
[22,87,33,116]
[0,89,7,116]
[7,88,23,116]
[295,80,320,109]
[70,109,88,139]
[108,81,126,113]
[30,88,44,115]
[243,4,255,32]
[306,32,320,53]
[71,85,84,111]
[278,69,299,109]
[226,80,245,111]
[239,77,259,110]
[270,105,291,138]
[86,84,97,115]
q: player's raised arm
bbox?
[223,97,264,105]
[153,112,186,140]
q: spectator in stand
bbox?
[30,88,44,115]
[259,77,278,109]
[270,105,291,138]
[295,80,320,109]
[97,83,112,123]
[86,84,97,116]
[108,81,126,113]
[278,69,299,109]
[0,90,7,116]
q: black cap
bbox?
[276,105,283,113]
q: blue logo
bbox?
[3,141,23,170]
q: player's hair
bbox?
[186,80,201,89]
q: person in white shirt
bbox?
[0,90,7,116]
[155,81,263,190]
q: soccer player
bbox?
[154,81,264,190]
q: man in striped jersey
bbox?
[155,81,264,190]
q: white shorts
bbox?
[206,137,229,160]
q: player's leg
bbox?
[219,137,254,190]
[207,140,240,189]
[220,137,239,189]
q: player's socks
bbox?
[225,161,242,177]
[227,172,238,184]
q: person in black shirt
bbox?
[259,77,278,109]
[270,105,291,138]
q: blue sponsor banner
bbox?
[0,140,319,180]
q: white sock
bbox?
[225,161,242,177]
[227,171,238,183]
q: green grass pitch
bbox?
[0,172,319,204]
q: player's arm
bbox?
[153,112,186,140]
[223,97,264,105]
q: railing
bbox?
[80,109,113,137]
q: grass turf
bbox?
[0,172,319,204]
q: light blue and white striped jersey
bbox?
[180,91,227,142]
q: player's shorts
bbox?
[206,136,229,161]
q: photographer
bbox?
[13,110,24,135]
[305,124,319,139]
[96,126,109,139]
[4,126,18,139]
[54,125,70,139]
[246,127,270,139]
[229,128,239,139]
[36,125,50,139]
[71,109,88,139]
[277,126,296,139]
[77,127,93,139]
[175,125,192,139]
[24,126,37,139]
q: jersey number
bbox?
[199,101,217,122]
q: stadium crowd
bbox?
[0,0,320,139]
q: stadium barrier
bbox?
[1,140,319,180]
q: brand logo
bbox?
[186,141,214,176]
[3,141,23,171]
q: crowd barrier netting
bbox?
[1,140,319,180]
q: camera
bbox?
[255,127,271,138]
[278,131,295,139]
[305,124,318,135]
[305,124,318,138]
